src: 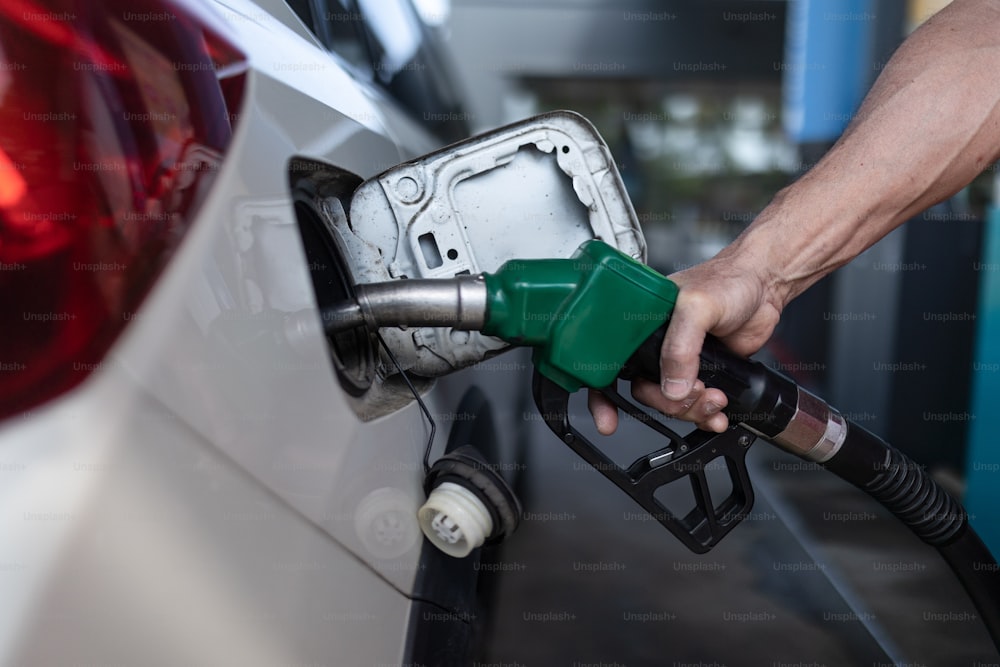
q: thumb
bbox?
[659,292,717,401]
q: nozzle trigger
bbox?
[531,369,757,553]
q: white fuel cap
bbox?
[418,481,494,558]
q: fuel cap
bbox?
[418,445,521,558]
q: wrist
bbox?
[718,214,799,313]
[727,174,887,308]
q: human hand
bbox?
[588,248,784,434]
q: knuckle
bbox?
[677,289,717,320]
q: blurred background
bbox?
[422,0,1000,664]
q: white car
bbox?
[0,0,531,664]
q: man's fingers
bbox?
[631,379,730,433]
[589,379,731,435]
[588,389,619,435]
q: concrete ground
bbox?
[479,400,997,667]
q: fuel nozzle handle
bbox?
[621,323,848,464]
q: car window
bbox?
[285,0,468,143]
[355,0,468,142]
[314,0,372,72]
[284,0,315,34]
[286,0,371,73]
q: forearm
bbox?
[729,0,1000,307]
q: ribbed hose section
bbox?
[866,446,966,546]
[824,422,967,547]
[823,420,1000,652]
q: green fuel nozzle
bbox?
[481,240,678,392]
[321,239,679,391]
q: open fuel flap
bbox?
[327,110,645,378]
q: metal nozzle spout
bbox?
[321,275,489,334]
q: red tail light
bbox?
[0,0,246,420]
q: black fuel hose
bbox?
[623,324,1000,650]
[825,423,1000,650]
[939,528,1000,648]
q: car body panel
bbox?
[0,0,510,664]
[0,362,412,666]
[106,0,449,592]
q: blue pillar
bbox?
[965,204,1000,557]
[783,0,876,143]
